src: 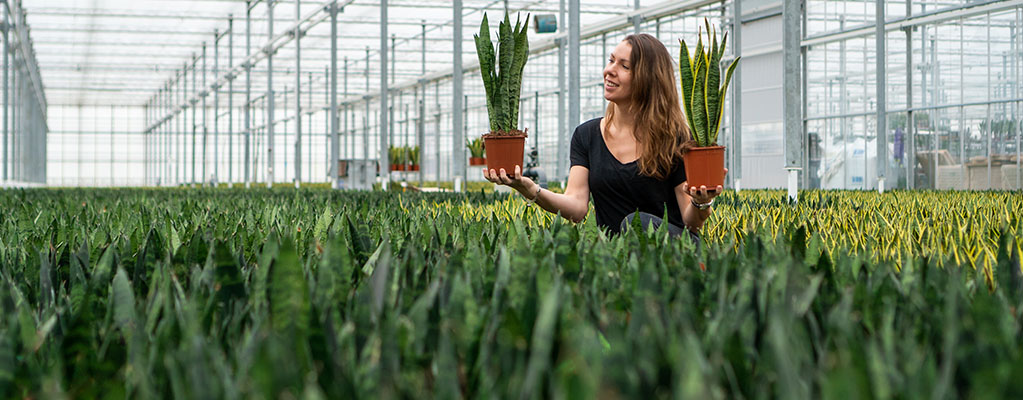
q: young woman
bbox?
[483,33,725,239]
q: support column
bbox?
[267,0,276,188]
[783,0,803,202]
[307,71,312,182]
[875,0,887,193]
[245,1,252,188]
[214,30,220,185]
[452,0,463,191]
[294,0,302,188]
[110,105,115,185]
[191,55,197,187]
[380,0,390,190]
[326,66,331,182]
[329,2,340,189]
[3,12,8,183]
[568,0,581,178]
[228,15,234,184]
[731,0,742,192]
[180,66,186,185]
[365,47,370,165]
[632,0,641,33]
[202,42,208,186]
[905,1,914,190]
[419,20,426,185]
[341,61,347,171]
[556,0,567,182]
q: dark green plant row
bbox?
[0,188,1021,399]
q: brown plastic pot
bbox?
[469,157,486,166]
[483,135,526,174]
[682,146,726,190]
[409,164,420,171]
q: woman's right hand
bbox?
[483,165,537,199]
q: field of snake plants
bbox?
[1,188,1021,399]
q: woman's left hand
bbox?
[682,168,728,204]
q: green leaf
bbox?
[112,267,137,339]
[91,244,116,290]
[508,14,530,132]
[0,336,13,398]
[704,19,721,146]
[213,240,245,304]
[692,53,708,146]
[270,237,310,342]
[475,14,499,132]
[497,14,516,131]
[679,39,697,139]
[520,280,562,399]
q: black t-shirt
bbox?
[570,117,687,235]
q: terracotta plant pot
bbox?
[469,157,486,166]
[390,163,399,172]
[682,146,726,190]
[409,165,420,171]
[483,134,526,174]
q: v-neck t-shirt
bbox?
[569,117,687,235]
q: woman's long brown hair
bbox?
[605,33,690,180]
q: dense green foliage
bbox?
[1,188,1022,399]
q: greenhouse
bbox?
[1,0,1022,398]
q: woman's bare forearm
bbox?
[682,203,712,232]
[517,183,589,223]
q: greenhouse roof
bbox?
[24,0,639,107]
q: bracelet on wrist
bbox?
[527,186,542,204]
[691,198,713,210]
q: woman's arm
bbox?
[483,165,590,223]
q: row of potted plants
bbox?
[473,14,738,188]
[388,139,500,172]
[388,145,421,171]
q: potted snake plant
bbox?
[679,19,740,190]
[408,145,420,171]
[474,13,529,174]
[467,138,486,166]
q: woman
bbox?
[483,33,725,239]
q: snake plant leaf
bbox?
[692,53,708,146]
[474,13,498,132]
[705,36,722,145]
[91,244,116,290]
[718,31,729,61]
[112,267,137,339]
[270,237,310,343]
[212,240,245,304]
[509,15,530,132]
[679,39,697,138]
[497,14,515,131]
[707,19,718,73]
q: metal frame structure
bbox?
[803,0,1023,192]
[129,0,740,189]
[2,0,47,186]
[10,0,1020,192]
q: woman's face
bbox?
[603,41,633,105]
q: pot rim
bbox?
[482,134,528,140]
[684,145,726,151]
